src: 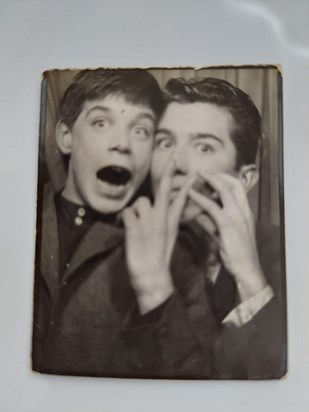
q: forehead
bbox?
[79,94,156,120]
[158,102,233,139]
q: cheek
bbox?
[196,152,237,175]
[150,151,169,184]
[72,133,93,158]
[72,145,93,172]
[75,133,107,165]
[132,142,153,177]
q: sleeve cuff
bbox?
[222,285,274,327]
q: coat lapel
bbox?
[40,183,124,293]
[62,220,124,283]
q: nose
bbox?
[172,145,189,175]
[108,126,131,154]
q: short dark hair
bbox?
[164,77,262,166]
[59,69,164,129]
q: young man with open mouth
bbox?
[32,68,170,377]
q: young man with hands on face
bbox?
[123,77,286,379]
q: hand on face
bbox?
[188,172,267,301]
[182,176,221,232]
[122,160,194,314]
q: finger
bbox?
[188,188,224,228]
[130,196,152,221]
[195,213,219,239]
[196,171,239,213]
[169,175,196,230]
[216,173,251,214]
[154,159,175,221]
[122,207,139,231]
[161,175,195,263]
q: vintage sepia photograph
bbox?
[32,66,287,380]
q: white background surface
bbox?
[0,0,309,411]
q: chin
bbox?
[90,196,128,215]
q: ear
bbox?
[238,164,259,193]
[56,121,73,155]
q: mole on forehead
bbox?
[121,109,125,113]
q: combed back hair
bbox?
[164,77,262,166]
[59,69,165,129]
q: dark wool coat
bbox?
[32,185,213,378]
[32,185,287,379]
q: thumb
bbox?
[195,213,218,240]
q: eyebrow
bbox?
[86,105,156,123]
[155,128,224,146]
[155,128,173,136]
[85,106,112,117]
[131,112,156,124]
[192,133,224,146]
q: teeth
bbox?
[97,166,131,186]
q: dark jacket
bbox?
[32,185,212,378]
[168,222,287,379]
[215,222,287,379]
[32,185,287,379]
[33,184,130,376]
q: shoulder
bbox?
[255,222,284,266]
[255,221,286,299]
[256,222,282,247]
[41,182,57,215]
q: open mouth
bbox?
[170,177,221,209]
[97,166,132,186]
[193,178,215,198]
[193,177,222,207]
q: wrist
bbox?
[234,266,268,303]
[135,273,174,315]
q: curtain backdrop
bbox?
[42,67,282,226]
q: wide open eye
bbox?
[92,118,110,131]
[194,142,213,155]
[131,125,150,140]
[156,137,173,151]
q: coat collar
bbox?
[63,219,123,282]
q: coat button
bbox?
[77,207,86,217]
[74,216,83,226]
